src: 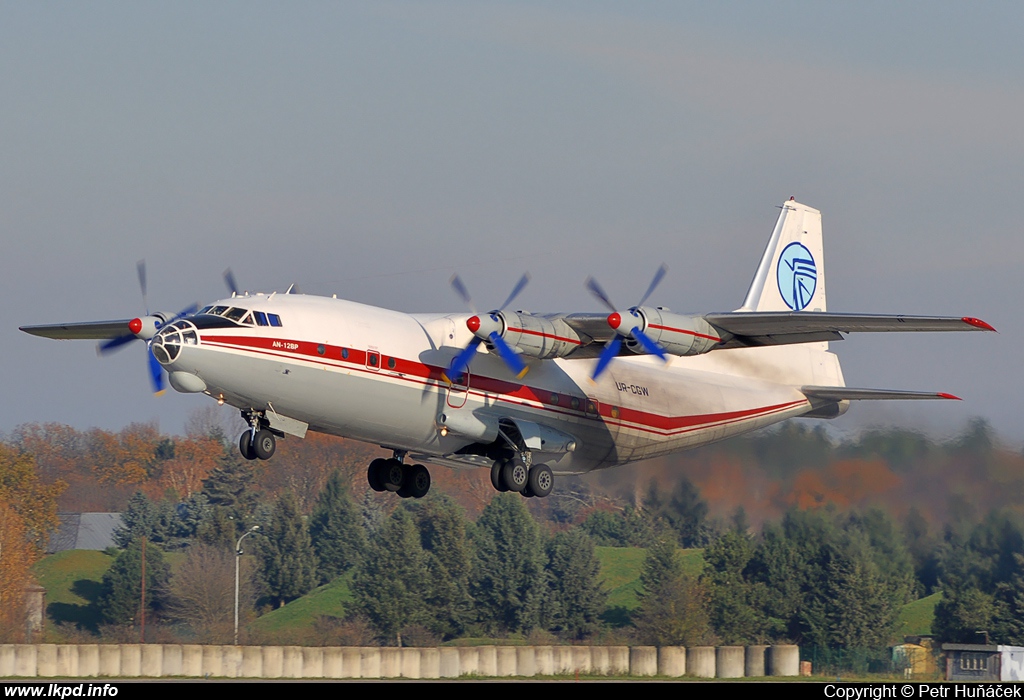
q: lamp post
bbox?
[235,526,260,645]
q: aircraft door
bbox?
[446,362,469,409]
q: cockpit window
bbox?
[198,306,213,315]
[255,311,269,326]
[209,306,229,316]
[240,312,255,325]
[268,313,283,327]
[224,307,247,322]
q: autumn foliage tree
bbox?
[0,499,35,642]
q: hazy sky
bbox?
[2,2,1020,444]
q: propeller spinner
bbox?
[445,273,531,383]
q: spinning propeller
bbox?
[445,273,531,383]
[95,261,197,394]
[586,264,670,381]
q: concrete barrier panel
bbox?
[572,646,592,674]
[0,645,15,677]
[439,647,461,678]
[590,646,610,676]
[495,646,517,677]
[687,646,716,678]
[768,645,799,677]
[302,647,323,678]
[162,645,183,677]
[181,645,202,677]
[15,645,37,678]
[380,647,401,678]
[629,646,657,677]
[552,646,573,674]
[140,645,162,677]
[56,645,78,677]
[477,646,497,677]
[658,647,686,677]
[400,648,420,678]
[534,646,554,676]
[262,646,283,678]
[420,648,440,679]
[342,647,363,678]
[119,645,141,677]
[716,646,745,678]
[98,645,120,677]
[608,646,630,675]
[282,646,303,678]
[456,647,478,677]
[222,646,243,678]
[78,645,99,678]
[516,647,537,677]
[200,645,222,678]
[360,647,381,678]
[323,648,344,678]
[36,645,56,678]
[745,645,767,678]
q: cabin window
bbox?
[341,348,349,360]
[550,393,559,405]
[570,397,580,410]
[268,314,283,327]
[317,344,325,356]
[387,357,397,369]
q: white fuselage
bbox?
[159,293,843,474]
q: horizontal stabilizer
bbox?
[705,312,995,348]
[20,320,134,340]
[802,386,961,401]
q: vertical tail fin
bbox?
[740,198,826,312]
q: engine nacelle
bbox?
[625,307,721,356]
[497,311,582,360]
[129,313,170,340]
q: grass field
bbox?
[896,592,941,637]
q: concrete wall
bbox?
[0,644,799,678]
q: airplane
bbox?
[20,198,995,499]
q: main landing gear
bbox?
[366,452,431,499]
[489,456,554,498]
[238,411,278,461]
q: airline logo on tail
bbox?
[777,242,817,310]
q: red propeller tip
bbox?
[607,312,621,329]
[129,318,143,335]
[467,316,481,333]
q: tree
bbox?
[634,536,711,645]
[97,539,170,627]
[470,493,546,634]
[309,470,366,584]
[351,508,430,645]
[415,496,473,640]
[0,499,35,642]
[257,492,317,608]
[0,443,66,548]
[703,530,766,644]
[113,492,173,547]
[643,477,709,547]
[544,528,606,640]
[201,451,260,528]
[166,543,256,642]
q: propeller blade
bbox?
[97,333,138,355]
[148,346,165,395]
[169,303,199,323]
[585,276,617,313]
[497,273,531,312]
[489,332,529,379]
[631,327,668,361]
[591,336,622,381]
[637,264,668,307]
[449,274,476,312]
[445,336,483,384]
[224,269,239,296]
[137,260,149,314]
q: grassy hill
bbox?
[33,549,115,634]
[896,592,941,638]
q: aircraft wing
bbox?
[704,312,995,348]
[801,386,961,401]
[19,320,135,340]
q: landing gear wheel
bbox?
[501,458,528,493]
[367,458,388,492]
[238,432,257,461]
[398,464,431,499]
[491,459,509,492]
[382,458,404,492]
[522,483,535,498]
[253,429,276,460]
[527,464,553,498]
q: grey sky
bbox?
[2,1,1020,443]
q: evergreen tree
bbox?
[201,451,259,527]
[309,470,366,584]
[351,508,429,645]
[470,493,546,634]
[702,530,766,644]
[98,539,171,626]
[258,492,317,608]
[544,528,606,640]
[644,477,709,547]
[114,492,173,547]
[634,536,711,645]
[415,495,473,639]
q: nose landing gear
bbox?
[238,410,278,461]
